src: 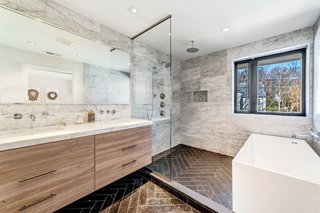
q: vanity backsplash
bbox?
[0,104,131,131]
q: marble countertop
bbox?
[0,119,152,152]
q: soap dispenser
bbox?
[88,109,95,123]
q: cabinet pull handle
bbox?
[19,170,57,183]
[18,193,56,211]
[122,145,137,151]
[122,160,136,167]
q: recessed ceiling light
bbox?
[27,41,36,46]
[77,53,83,57]
[56,37,74,46]
[129,6,139,14]
[221,27,230,32]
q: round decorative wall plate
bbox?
[28,89,39,101]
[47,91,58,100]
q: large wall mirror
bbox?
[0,7,130,104]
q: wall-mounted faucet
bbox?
[42,111,55,117]
[106,109,119,115]
[4,113,23,119]
[292,128,320,142]
[29,114,36,122]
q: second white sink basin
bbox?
[0,126,65,139]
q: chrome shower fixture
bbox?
[186,40,199,53]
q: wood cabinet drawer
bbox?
[1,189,56,213]
[95,126,152,189]
[0,142,55,210]
[47,136,95,212]
[46,159,94,212]
[0,136,95,213]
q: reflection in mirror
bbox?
[0,7,130,104]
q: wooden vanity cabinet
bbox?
[0,125,152,212]
[0,136,95,213]
[95,126,152,190]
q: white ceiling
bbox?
[52,0,320,60]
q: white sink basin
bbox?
[0,126,65,139]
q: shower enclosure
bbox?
[130,16,233,212]
[130,16,173,180]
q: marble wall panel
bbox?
[46,0,101,41]
[180,27,314,157]
[0,0,131,53]
[0,104,131,131]
[131,39,182,155]
[311,14,320,156]
[0,0,46,20]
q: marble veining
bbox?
[0,0,131,53]
[46,0,101,41]
[0,118,151,151]
[84,64,130,104]
[131,40,182,154]
[311,14,320,156]
[0,0,47,20]
[180,28,314,157]
[0,104,131,131]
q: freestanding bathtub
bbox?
[233,134,320,213]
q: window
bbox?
[234,48,306,116]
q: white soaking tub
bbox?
[233,134,320,213]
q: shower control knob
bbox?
[160,102,165,108]
[160,93,165,99]
[160,110,165,117]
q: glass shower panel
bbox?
[131,18,172,180]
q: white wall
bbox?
[0,45,84,103]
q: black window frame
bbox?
[234,48,306,116]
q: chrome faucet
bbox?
[292,128,320,142]
[29,114,36,121]
[62,119,70,126]
[4,113,23,119]
[42,111,55,117]
[106,109,118,115]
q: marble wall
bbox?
[312,15,320,155]
[0,0,131,52]
[180,27,314,157]
[0,104,131,131]
[84,64,130,104]
[0,0,132,130]
[131,40,182,156]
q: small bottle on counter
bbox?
[75,114,84,124]
[88,110,95,123]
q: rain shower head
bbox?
[186,40,199,53]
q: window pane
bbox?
[257,52,303,113]
[236,63,249,112]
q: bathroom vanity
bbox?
[0,119,152,212]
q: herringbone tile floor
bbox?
[147,145,233,210]
[56,171,200,213]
